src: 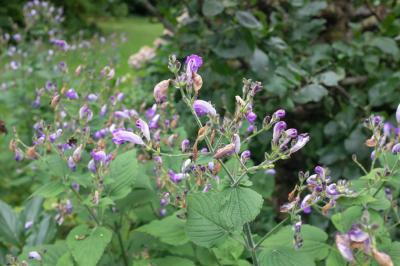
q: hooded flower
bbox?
[112,129,145,145]
[396,103,400,124]
[193,100,217,117]
[272,121,287,144]
[185,54,203,76]
[65,88,79,99]
[136,119,151,141]
[289,133,310,153]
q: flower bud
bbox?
[193,100,217,117]
[240,150,251,163]
[153,79,170,103]
[181,139,190,152]
[136,119,150,141]
[396,103,400,124]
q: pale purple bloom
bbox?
[112,129,145,145]
[149,114,160,129]
[272,121,287,144]
[326,184,340,197]
[88,159,96,173]
[136,119,150,141]
[65,200,73,214]
[246,112,257,123]
[116,92,124,102]
[114,111,130,119]
[154,156,162,164]
[247,124,254,133]
[336,234,354,262]
[300,194,313,213]
[383,122,394,136]
[24,220,33,230]
[10,61,20,70]
[392,143,400,154]
[100,104,107,117]
[87,93,98,101]
[14,148,24,161]
[396,104,400,124]
[72,182,80,191]
[193,100,217,117]
[49,129,62,143]
[348,225,369,242]
[373,115,382,126]
[273,109,285,120]
[28,251,42,261]
[203,184,212,193]
[159,208,167,216]
[289,134,310,153]
[91,150,107,162]
[13,33,21,42]
[201,147,208,153]
[79,105,93,122]
[265,169,276,176]
[67,156,76,171]
[370,150,376,160]
[181,139,190,152]
[168,170,186,183]
[65,88,78,99]
[51,39,69,51]
[185,54,203,76]
[208,161,214,171]
[241,150,251,162]
[233,134,241,153]
[72,145,83,162]
[146,104,157,118]
[286,128,298,138]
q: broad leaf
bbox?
[66,225,112,266]
[236,11,262,29]
[258,246,316,266]
[31,181,65,198]
[294,84,328,104]
[331,206,363,232]
[202,0,224,17]
[136,214,188,246]
[0,200,20,246]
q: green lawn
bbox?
[97,16,163,74]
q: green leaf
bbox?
[56,252,75,266]
[235,11,262,29]
[219,187,263,230]
[250,48,269,74]
[31,181,65,198]
[326,248,347,266]
[38,155,69,177]
[202,0,224,17]
[107,149,138,200]
[19,241,69,266]
[258,246,316,266]
[260,225,329,261]
[370,37,399,57]
[0,200,20,246]
[294,84,328,104]
[135,256,196,266]
[66,225,112,266]
[136,214,188,246]
[331,206,363,232]
[212,238,244,265]
[387,242,400,265]
[185,193,229,247]
[318,71,343,86]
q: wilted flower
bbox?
[14,148,24,161]
[392,143,400,154]
[168,170,187,183]
[67,156,76,171]
[396,104,400,124]
[153,79,170,103]
[193,100,217,117]
[214,143,236,159]
[100,104,107,117]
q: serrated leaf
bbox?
[0,200,20,246]
[219,187,263,230]
[235,11,262,29]
[135,256,196,266]
[31,181,65,198]
[260,225,329,261]
[186,193,229,247]
[294,84,328,104]
[202,0,224,17]
[258,246,316,266]
[107,149,138,200]
[66,225,112,266]
[136,214,188,246]
[331,206,363,232]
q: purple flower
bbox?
[100,104,108,117]
[193,100,217,117]
[285,128,298,138]
[181,139,190,152]
[233,134,241,153]
[79,105,93,122]
[67,156,76,171]
[91,150,107,162]
[272,121,287,144]
[289,134,310,153]
[246,112,257,123]
[265,169,276,176]
[159,208,167,216]
[72,182,80,192]
[146,104,157,118]
[88,159,96,173]
[208,161,214,171]
[335,234,354,262]
[14,148,24,161]
[348,225,369,242]
[65,88,79,100]
[49,129,62,143]
[136,119,151,142]
[24,220,33,230]
[87,93,98,101]
[112,129,145,145]
[72,145,83,162]
[240,150,251,163]
[168,170,186,183]
[392,143,400,154]
[396,103,400,124]
[373,115,382,126]
[116,92,124,102]
[114,111,130,119]
[28,251,42,261]
[149,114,160,129]
[51,39,69,51]
[273,109,285,120]
[185,54,203,76]
[247,124,254,133]
[300,194,313,213]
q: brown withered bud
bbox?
[9,139,16,151]
[60,86,66,95]
[50,94,60,108]
[365,137,376,147]
[372,248,393,266]
[321,201,333,215]
[26,146,39,159]
[192,141,199,161]
[210,130,215,145]
[0,120,7,134]
[288,186,298,201]
[214,143,235,159]
[193,73,203,94]
[153,79,170,103]
[213,162,222,175]
[75,65,83,75]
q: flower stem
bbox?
[244,223,259,266]
[255,216,289,248]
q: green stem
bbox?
[244,223,259,266]
[255,216,289,248]
[72,189,100,225]
[114,221,129,266]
